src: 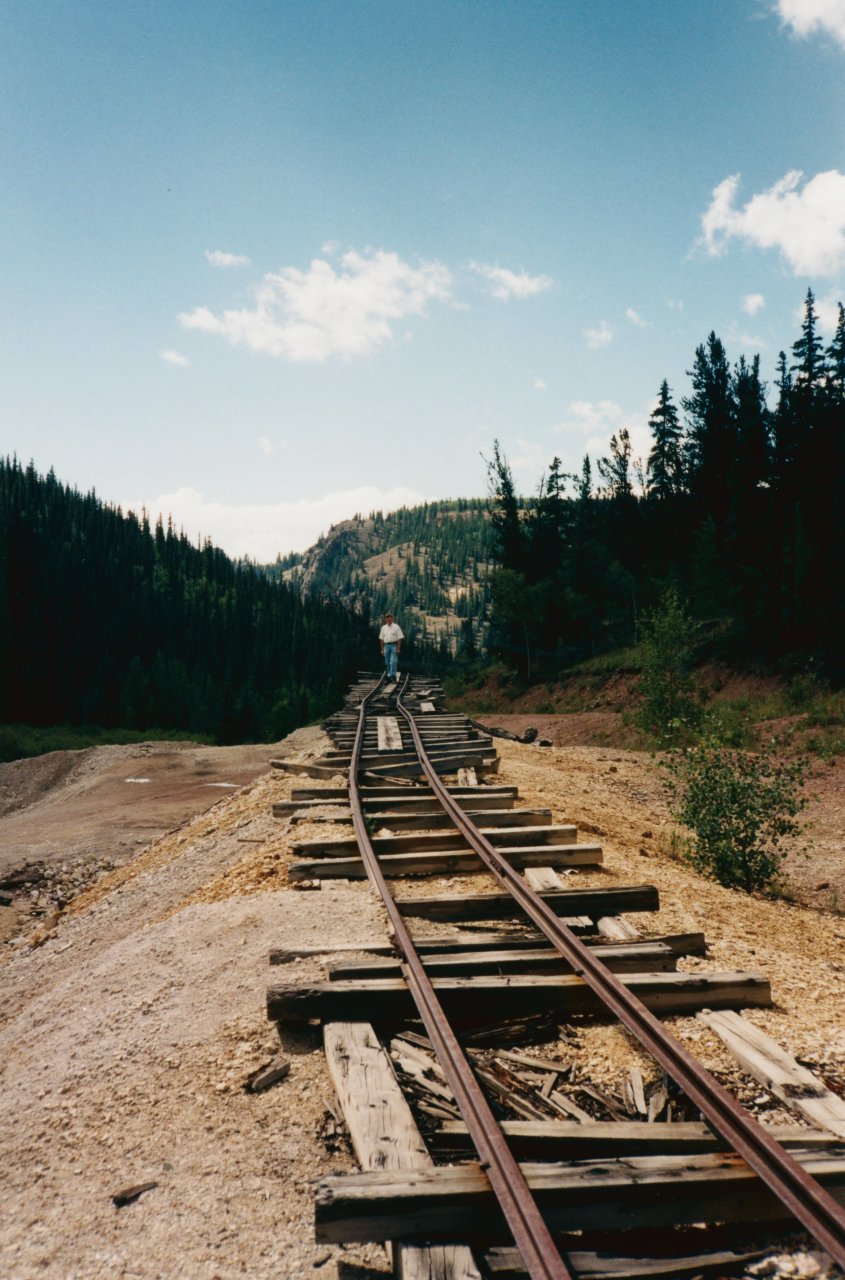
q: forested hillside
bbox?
[0,459,371,743]
[277,500,493,658]
[486,290,845,680]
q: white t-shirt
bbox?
[379,622,404,643]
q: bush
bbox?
[663,739,808,892]
[636,588,702,743]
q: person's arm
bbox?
[397,627,403,654]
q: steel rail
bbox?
[394,688,845,1269]
[349,674,573,1280]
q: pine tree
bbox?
[646,380,683,499]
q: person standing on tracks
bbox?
[379,612,404,683]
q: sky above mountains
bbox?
[4,0,845,558]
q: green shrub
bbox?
[663,739,808,893]
[636,589,702,743]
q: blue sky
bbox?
[3,0,845,558]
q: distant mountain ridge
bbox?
[278,499,493,652]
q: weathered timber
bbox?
[269,929,610,963]
[324,941,678,980]
[359,807,552,833]
[268,969,771,1024]
[288,785,519,802]
[321,741,495,764]
[524,866,567,892]
[363,754,500,780]
[483,1244,766,1279]
[245,1053,291,1092]
[274,794,519,819]
[270,760,346,778]
[701,1010,845,1139]
[394,884,660,922]
[291,824,578,857]
[288,844,602,881]
[596,915,642,941]
[376,717,404,752]
[433,1118,788,1159]
[314,1150,845,1242]
[323,1022,480,1279]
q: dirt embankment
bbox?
[0,726,843,1279]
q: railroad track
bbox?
[267,673,845,1279]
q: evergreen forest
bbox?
[0,459,373,747]
[485,290,845,681]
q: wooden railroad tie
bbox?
[267,969,772,1024]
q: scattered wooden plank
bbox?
[314,1151,845,1243]
[268,970,772,1024]
[112,1181,158,1208]
[432,1118,840,1160]
[483,1244,766,1279]
[270,760,346,779]
[394,884,660,922]
[245,1053,291,1093]
[377,717,404,752]
[701,1010,845,1139]
[363,753,500,780]
[524,866,567,892]
[597,916,641,942]
[324,941,678,981]
[289,844,603,881]
[292,824,579,857]
[457,767,477,785]
[419,701,436,713]
[323,1022,480,1280]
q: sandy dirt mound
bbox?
[0,725,843,1278]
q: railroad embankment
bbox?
[0,726,843,1278]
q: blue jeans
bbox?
[384,643,398,680]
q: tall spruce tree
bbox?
[646,380,683,499]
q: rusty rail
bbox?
[393,682,845,1270]
[349,673,573,1280]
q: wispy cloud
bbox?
[700,169,845,275]
[775,0,845,49]
[205,250,251,268]
[625,307,649,327]
[257,436,275,455]
[584,321,614,350]
[159,349,189,367]
[181,248,452,362]
[469,262,554,300]
[125,483,430,560]
[557,399,651,470]
[743,293,766,315]
[532,375,547,391]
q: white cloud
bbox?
[532,376,547,390]
[508,439,549,481]
[584,321,614,349]
[700,169,845,275]
[625,307,649,327]
[800,289,843,332]
[205,250,251,268]
[181,248,452,362]
[257,437,275,455]
[159,349,189,367]
[743,293,766,314]
[557,399,651,477]
[469,262,554,300]
[667,299,684,312]
[125,484,430,560]
[776,0,845,48]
